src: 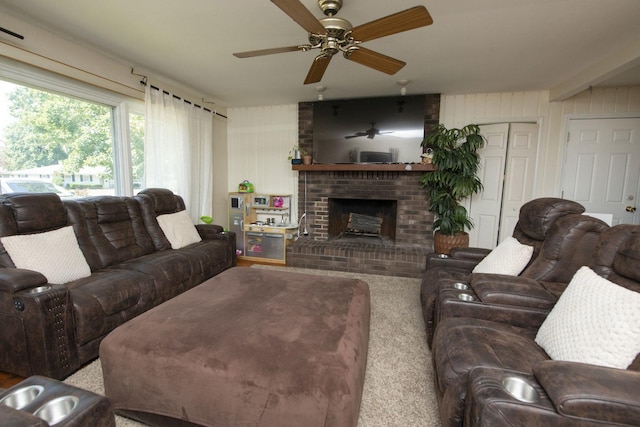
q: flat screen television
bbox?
[312,94,425,164]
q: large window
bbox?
[0,60,144,197]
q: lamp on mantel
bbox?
[397,79,409,96]
[316,85,327,100]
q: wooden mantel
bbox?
[292,163,436,172]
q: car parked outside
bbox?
[0,178,77,198]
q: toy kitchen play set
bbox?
[228,184,298,263]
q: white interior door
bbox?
[469,123,538,248]
[562,117,640,225]
[468,124,509,248]
[499,123,539,241]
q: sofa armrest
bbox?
[0,281,79,379]
[469,273,557,309]
[437,289,549,330]
[534,360,640,426]
[195,223,224,238]
[426,253,482,272]
[193,227,237,266]
[449,247,491,262]
[196,225,236,245]
[0,268,48,293]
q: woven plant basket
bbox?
[433,231,469,255]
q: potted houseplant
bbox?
[302,152,313,165]
[420,123,485,254]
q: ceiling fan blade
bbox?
[304,55,332,84]
[347,47,406,75]
[271,0,326,35]
[233,45,305,58]
[351,6,433,42]
[345,132,367,139]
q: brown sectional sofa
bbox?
[0,188,236,380]
[423,199,640,426]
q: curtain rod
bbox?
[0,26,24,40]
[132,69,226,119]
[149,84,226,119]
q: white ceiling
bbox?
[1,0,639,107]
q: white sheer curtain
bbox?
[144,86,213,221]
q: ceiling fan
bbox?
[345,123,393,139]
[233,0,433,84]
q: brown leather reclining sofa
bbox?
[431,223,640,427]
[0,188,236,380]
[429,211,610,342]
[424,198,640,426]
[421,197,593,347]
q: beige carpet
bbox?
[64,266,441,427]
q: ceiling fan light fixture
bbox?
[398,79,410,96]
[316,85,327,100]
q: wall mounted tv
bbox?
[312,94,425,164]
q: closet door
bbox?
[468,124,509,248]
[469,123,538,248]
[498,123,539,242]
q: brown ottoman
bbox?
[99,267,370,427]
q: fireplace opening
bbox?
[328,198,397,243]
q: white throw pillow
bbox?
[157,210,202,249]
[472,236,534,275]
[535,266,640,369]
[1,226,91,284]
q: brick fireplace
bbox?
[286,95,440,278]
[286,170,434,277]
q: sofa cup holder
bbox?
[0,385,45,410]
[27,285,53,294]
[33,395,80,425]
[502,376,540,403]
[453,282,469,290]
[457,293,475,302]
[436,254,449,259]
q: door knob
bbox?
[626,206,637,213]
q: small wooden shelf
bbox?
[292,163,436,172]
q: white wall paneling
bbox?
[441,87,640,198]
[227,105,300,221]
